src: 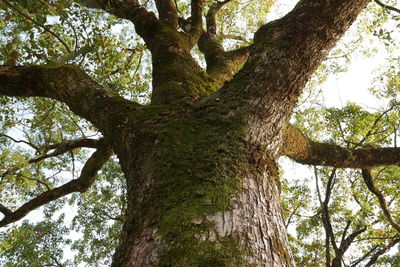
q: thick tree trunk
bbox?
[110,103,294,266]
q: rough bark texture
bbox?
[0,0,373,266]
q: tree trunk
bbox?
[110,103,294,266]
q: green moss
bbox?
[134,103,249,265]
[160,236,247,267]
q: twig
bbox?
[361,169,400,233]
[2,0,71,53]
[374,0,400,14]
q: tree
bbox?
[1,0,400,266]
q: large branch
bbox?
[198,0,251,85]
[0,65,137,133]
[80,0,161,46]
[217,0,371,151]
[280,125,400,169]
[0,140,113,227]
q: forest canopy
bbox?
[0,0,400,266]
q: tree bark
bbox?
[110,103,294,266]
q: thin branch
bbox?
[2,0,71,53]
[206,0,231,40]
[340,220,352,247]
[197,0,251,85]
[0,133,39,150]
[315,167,339,260]
[0,140,113,227]
[361,169,400,233]
[30,138,100,164]
[364,238,400,266]
[374,0,400,14]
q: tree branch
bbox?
[197,0,251,85]
[361,169,400,233]
[374,0,400,14]
[205,0,231,40]
[332,225,367,265]
[0,65,138,133]
[190,0,205,35]
[216,0,371,151]
[280,125,400,169]
[155,0,179,28]
[364,237,400,266]
[29,138,100,164]
[0,133,39,150]
[79,0,161,46]
[316,168,339,254]
[0,140,113,227]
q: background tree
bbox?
[1,0,400,266]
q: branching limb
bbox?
[0,133,39,150]
[205,0,231,40]
[216,0,370,149]
[0,65,138,132]
[155,0,179,28]
[198,0,252,85]
[79,0,160,45]
[361,170,400,233]
[315,168,339,255]
[364,237,400,266]
[0,140,113,227]
[332,225,367,266]
[30,138,101,164]
[374,0,400,14]
[280,125,400,169]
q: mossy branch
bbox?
[0,65,139,132]
[197,0,251,86]
[280,124,400,169]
